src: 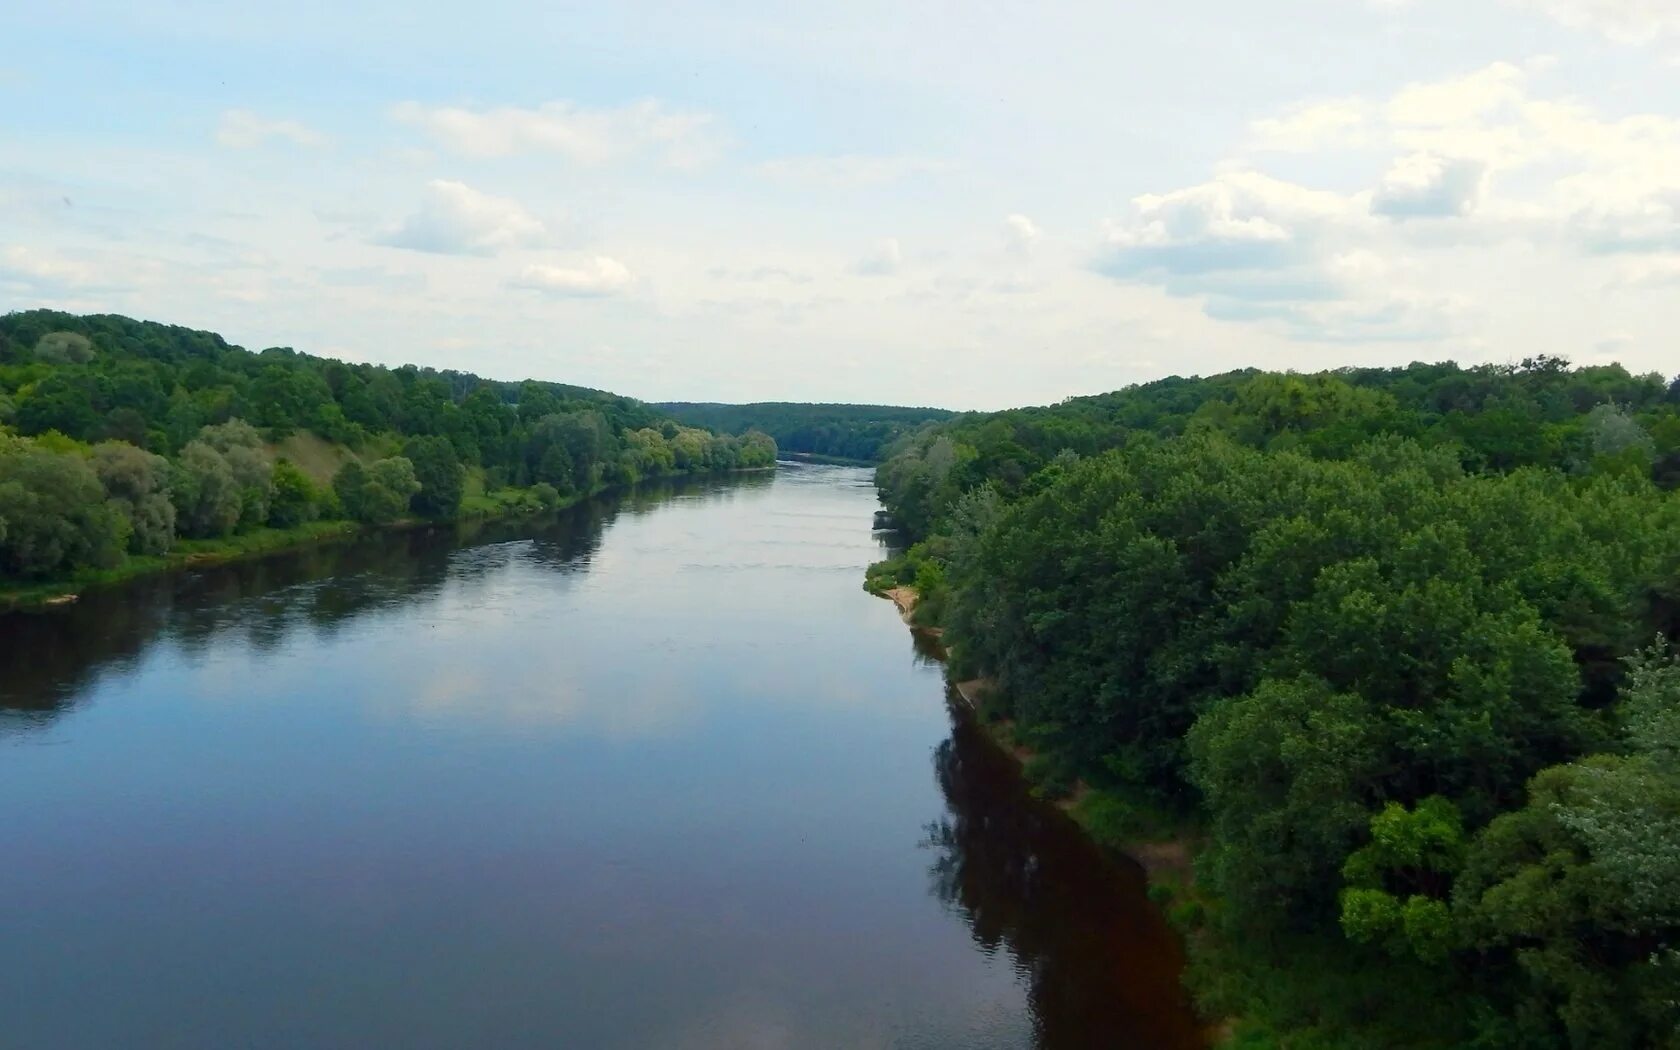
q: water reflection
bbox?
[0,473,761,736]
[925,695,1206,1050]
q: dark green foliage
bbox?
[0,444,127,577]
[659,401,954,462]
[872,358,1680,1047]
[402,436,464,518]
[0,310,777,589]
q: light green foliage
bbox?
[1586,403,1655,475]
[528,482,560,509]
[92,441,175,555]
[170,441,243,538]
[32,331,94,364]
[0,309,775,589]
[0,444,127,576]
[355,456,420,524]
[1338,798,1466,961]
[267,459,321,529]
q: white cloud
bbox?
[215,109,327,149]
[0,244,99,290]
[1507,0,1680,44]
[1249,99,1372,152]
[1100,171,1356,278]
[1371,154,1488,218]
[375,180,556,256]
[1003,214,1040,257]
[753,155,949,187]
[509,256,633,297]
[1608,255,1680,289]
[1098,59,1680,344]
[852,237,903,276]
[391,99,720,168]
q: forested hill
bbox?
[657,401,954,462]
[0,310,775,588]
[870,358,1680,1049]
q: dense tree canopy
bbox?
[871,358,1680,1048]
[658,401,953,461]
[0,311,776,588]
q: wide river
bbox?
[0,464,1202,1049]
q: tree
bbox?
[32,331,95,364]
[267,459,320,528]
[352,457,420,524]
[332,460,368,521]
[92,441,176,555]
[170,442,242,538]
[402,436,464,518]
[0,446,127,576]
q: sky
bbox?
[3,1,1680,410]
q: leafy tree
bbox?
[354,457,420,524]
[92,441,176,555]
[267,459,320,528]
[170,442,242,538]
[332,460,368,521]
[33,331,94,364]
[0,446,126,576]
[402,435,463,517]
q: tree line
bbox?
[658,401,953,462]
[870,357,1680,1048]
[0,311,775,584]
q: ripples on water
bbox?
[0,464,1201,1049]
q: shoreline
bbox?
[1,467,775,613]
[868,584,1199,884]
[871,583,1221,1043]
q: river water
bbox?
[0,464,1202,1049]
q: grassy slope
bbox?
[266,431,363,485]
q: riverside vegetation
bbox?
[658,401,953,463]
[867,359,1680,1049]
[0,311,774,603]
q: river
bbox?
[0,464,1203,1049]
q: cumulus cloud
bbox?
[1098,60,1680,343]
[509,256,633,297]
[754,155,948,187]
[1095,172,1469,341]
[852,238,903,276]
[1507,0,1680,44]
[1003,214,1041,257]
[216,109,327,149]
[375,180,556,256]
[392,99,720,168]
[1371,154,1488,218]
[1098,171,1355,279]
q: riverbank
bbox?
[870,581,1223,1045]
[777,451,877,467]
[1,468,774,612]
[868,582,1203,879]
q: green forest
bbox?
[658,401,953,462]
[0,311,775,596]
[869,358,1680,1048]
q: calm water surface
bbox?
[0,465,1202,1049]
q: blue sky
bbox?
[4,1,1680,409]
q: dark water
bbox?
[0,465,1202,1049]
